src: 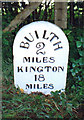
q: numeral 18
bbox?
[35,74,45,82]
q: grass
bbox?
[2,62,84,119]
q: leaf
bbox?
[79,51,84,56]
[72,72,76,76]
[72,63,76,68]
[71,85,75,89]
[58,115,63,119]
[78,58,83,65]
[76,41,82,48]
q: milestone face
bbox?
[13,21,69,94]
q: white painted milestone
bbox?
[13,21,69,95]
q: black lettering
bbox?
[20,41,29,49]
[43,30,49,40]
[37,84,40,89]
[50,32,59,42]
[43,57,48,63]
[26,84,30,89]
[23,57,30,63]
[49,57,55,63]
[35,75,37,81]
[37,66,43,72]
[30,84,32,89]
[36,42,46,55]
[48,84,54,89]
[34,84,36,89]
[30,66,36,72]
[38,74,45,82]
[32,57,34,62]
[53,41,63,51]
[58,66,64,72]
[36,57,41,63]
[45,66,51,72]
[43,84,48,89]
[35,31,39,39]
[17,66,23,72]
[52,66,57,72]
[25,66,28,72]
[24,33,34,42]
[37,84,42,89]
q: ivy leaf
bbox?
[79,51,84,56]
[72,63,76,68]
[76,41,82,48]
[78,58,83,65]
